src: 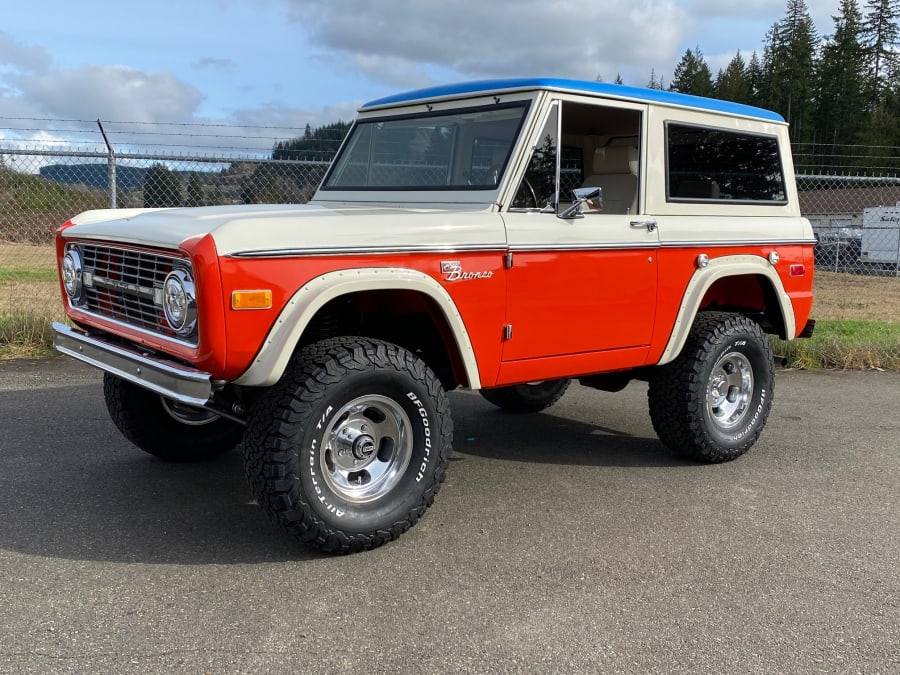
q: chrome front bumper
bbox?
[52,322,213,406]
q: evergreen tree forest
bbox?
[271,0,898,176]
[662,0,899,173]
[272,122,351,161]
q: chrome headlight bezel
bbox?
[62,246,84,303]
[162,268,197,336]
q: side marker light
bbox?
[232,290,273,310]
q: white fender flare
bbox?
[658,255,796,365]
[233,267,481,388]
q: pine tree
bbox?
[143,164,183,208]
[186,173,205,207]
[273,122,351,161]
[862,0,900,103]
[670,47,714,96]
[647,69,665,90]
[747,51,766,105]
[715,51,752,103]
[762,0,819,142]
[814,0,867,167]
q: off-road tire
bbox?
[480,379,571,413]
[242,337,453,554]
[103,374,243,461]
[648,312,774,463]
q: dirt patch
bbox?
[813,271,900,322]
[0,242,56,270]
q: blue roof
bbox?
[361,77,785,123]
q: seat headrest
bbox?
[592,145,638,176]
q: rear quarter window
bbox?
[666,122,787,204]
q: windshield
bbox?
[322,102,530,191]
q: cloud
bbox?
[10,65,205,123]
[284,0,688,86]
[0,31,51,73]
[192,57,236,71]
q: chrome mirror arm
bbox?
[558,187,602,220]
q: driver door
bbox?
[500,98,658,376]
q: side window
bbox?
[511,102,559,210]
[510,101,642,214]
[566,102,642,215]
[666,123,786,203]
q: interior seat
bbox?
[581,145,639,214]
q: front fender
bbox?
[233,267,481,388]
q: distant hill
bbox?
[39,164,150,191]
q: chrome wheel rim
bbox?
[320,395,413,504]
[161,398,220,426]
[706,351,754,430]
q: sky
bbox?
[0,0,844,156]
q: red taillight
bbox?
[789,264,806,277]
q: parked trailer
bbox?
[861,203,900,269]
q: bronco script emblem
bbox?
[440,261,494,282]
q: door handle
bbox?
[630,219,658,232]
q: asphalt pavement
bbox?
[0,358,897,673]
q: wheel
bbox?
[480,379,570,413]
[102,374,243,461]
[648,312,774,463]
[242,337,452,554]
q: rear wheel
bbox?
[103,374,243,461]
[243,338,452,554]
[648,313,774,463]
[480,379,570,413]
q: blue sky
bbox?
[0,0,841,153]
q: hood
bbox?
[64,203,506,256]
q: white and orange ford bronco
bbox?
[53,78,815,553]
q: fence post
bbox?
[97,119,117,208]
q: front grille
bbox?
[72,243,197,345]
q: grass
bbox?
[772,320,900,370]
[1,246,899,369]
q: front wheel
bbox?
[648,313,774,463]
[103,374,243,461]
[243,338,452,554]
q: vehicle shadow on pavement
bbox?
[0,385,323,565]
[1,382,680,566]
[448,388,683,468]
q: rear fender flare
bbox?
[658,255,795,365]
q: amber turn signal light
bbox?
[231,290,273,310]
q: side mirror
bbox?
[558,186,603,219]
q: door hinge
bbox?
[503,324,513,341]
[504,251,514,269]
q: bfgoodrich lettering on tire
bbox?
[648,312,775,463]
[242,337,452,554]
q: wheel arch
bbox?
[233,268,481,388]
[658,255,795,365]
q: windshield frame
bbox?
[319,100,532,193]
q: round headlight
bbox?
[62,248,83,301]
[162,269,197,335]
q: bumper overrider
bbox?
[52,322,213,406]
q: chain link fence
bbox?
[1,129,898,365]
